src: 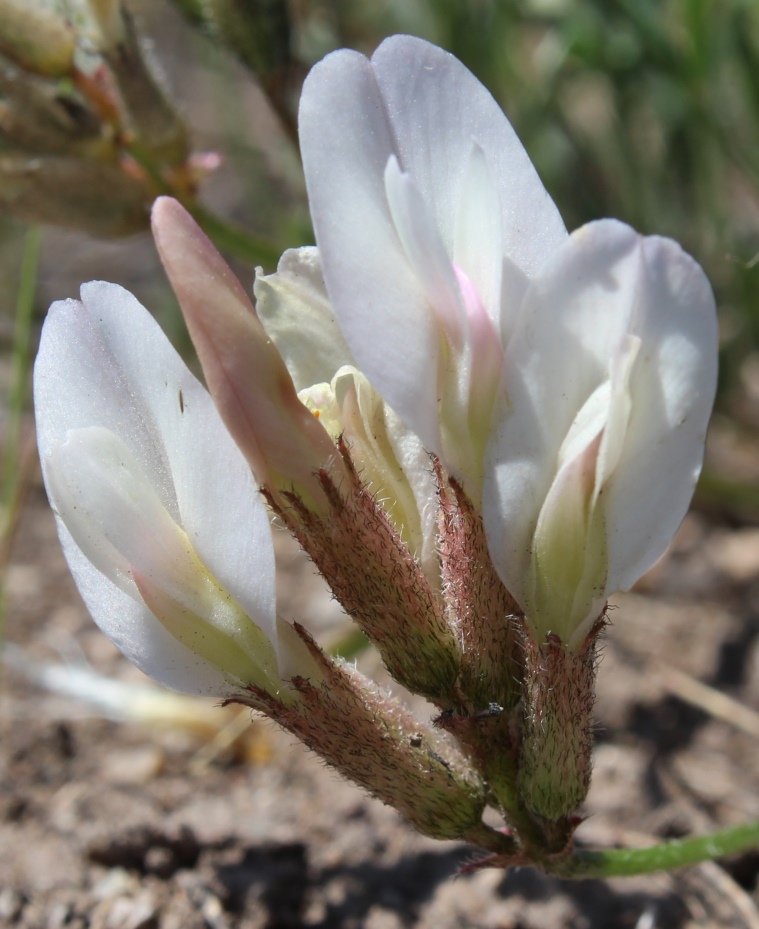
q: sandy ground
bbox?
[4,423,759,929]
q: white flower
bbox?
[299,35,718,644]
[34,281,294,696]
[485,221,717,644]
[254,247,439,579]
[299,35,566,496]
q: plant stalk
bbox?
[550,820,759,879]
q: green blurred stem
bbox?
[552,820,759,879]
[126,142,282,269]
[185,201,282,269]
[3,227,40,519]
[0,226,41,650]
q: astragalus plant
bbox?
[36,36,752,878]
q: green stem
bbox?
[3,227,40,511]
[0,225,41,652]
[125,142,282,269]
[551,819,759,879]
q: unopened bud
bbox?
[250,623,485,841]
[0,0,76,78]
[152,197,347,511]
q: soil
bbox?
[4,417,759,929]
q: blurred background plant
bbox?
[2,0,759,657]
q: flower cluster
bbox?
[34,36,718,865]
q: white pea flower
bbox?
[300,35,566,498]
[254,247,440,581]
[299,35,718,646]
[34,281,304,697]
[485,221,717,645]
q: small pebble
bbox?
[92,868,138,901]
[100,747,165,785]
[0,888,23,921]
[105,894,157,929]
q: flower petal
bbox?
[384,155,464,348]
[254,247,353,392]
[57,522,231,695]
[299,44,441,451]
[603,235,717,591]
[34,281,279,692]
[484,219,717,619]
[383,406,440,585]
[300,34,566,459]
[453,142,504,328]
[369,36,567,277]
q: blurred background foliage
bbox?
[1,0,759,527]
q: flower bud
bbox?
[152,197,347,512]
[0,0,76,78]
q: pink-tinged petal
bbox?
[384,156,464,349]
[453,143,503,328]
[453,264,504,444]
[152,197,343,509]
[300,35,566,460]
